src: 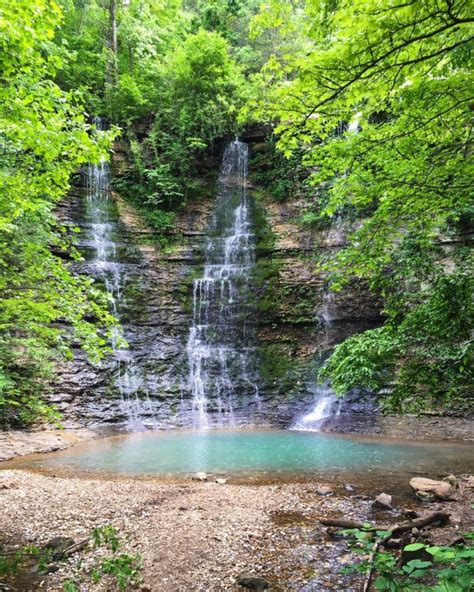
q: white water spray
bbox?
[292,384,342,431]
[85,117,156,430]
[187,140,260,427]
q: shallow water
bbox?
[17,429,473,478]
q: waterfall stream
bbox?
[84,117,156,430]
[292,276,343,431]
[187,140,260,427]
[292,384,341,431]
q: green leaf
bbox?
[404,543,427,552]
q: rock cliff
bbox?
[51,141,382,429]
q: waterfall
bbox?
[84,117,156,431]
[84,118,121,320]
[292,276,344,431]
[291,384,341,431]
[187,140,260,428]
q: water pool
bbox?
[17,429,474,479]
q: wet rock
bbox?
[344,484,355,492]
[192,472,208,482]
[444,475,458,487]
[237,574,270,590]
[315,485,333,496]
[372,493,393,510]
[409,477,454,500]
[466,475,474,488]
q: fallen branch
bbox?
[319,519,379,530]
[320,512,451,592]
[362,539,382,592]
[390,511,451,538]
[319,511,450,537]
[55,538,89,557]
[0,538,89,559]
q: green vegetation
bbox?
[0,0,261,426]
[0,0,117,427]
[1,0,472,422]
[246,0,473,412]
[58,0,249,214]
[2,3,472,591]
[249,138,308,203]
[118,26,245,209]
[0,524,141,591]
[342,527,474,591]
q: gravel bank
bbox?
[1,469,472,591]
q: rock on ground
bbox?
[372,492,393,510]
[409,477,455,500]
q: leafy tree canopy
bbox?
[0,0,116,426]
[246,0,473,411]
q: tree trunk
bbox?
[106,0,118,87]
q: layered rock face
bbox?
[249,194,382,426]
[51,141,382,429]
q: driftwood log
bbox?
[319,511,450,536]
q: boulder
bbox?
[372,493,393,510]
[215,478,227,485]
[237,574,270,590]
[409,477,454,500]
[192,472,208,482]
[315,485,333,496]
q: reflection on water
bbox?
[20,430,474,478]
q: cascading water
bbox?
[84,118,121,319]
[84,117,156,430]
[292,280,343,431]
[292,384,341,431]
[187,140,260,428]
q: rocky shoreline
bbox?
[0,468,472,591]
[0,429,100,463]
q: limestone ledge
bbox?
[0,429,99,462]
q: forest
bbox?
[0,0,473,591]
